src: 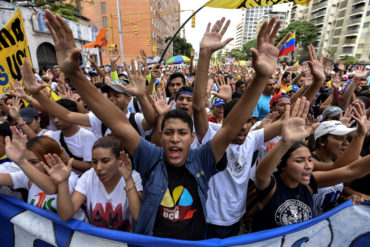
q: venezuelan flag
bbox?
[279,32,295,57]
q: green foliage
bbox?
[341,55,360,65]
[243,39,257,60]
[275,21,318,48]
[27,0,79,21]
[165,36,193,57]
[225,48,246,61]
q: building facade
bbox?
[81,0,180,65]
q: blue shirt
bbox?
[252,94,272,121]
[133,138,227,235]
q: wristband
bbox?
[16,121,27,128]
[124,184,135,193]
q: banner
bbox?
[204,0,311,9]
[0,8,32,94]
[0,194,369,247]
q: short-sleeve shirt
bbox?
[252,172,317,232]
[252,94,272,121]
[75,168,143,231]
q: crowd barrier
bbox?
[0,194,369,247]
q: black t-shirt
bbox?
[252,171,317,232]
[153,164,205,240]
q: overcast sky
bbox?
[178,1,290,53]
[178,0,243,52]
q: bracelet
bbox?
[16,121,27,128]
[124,184,135,193]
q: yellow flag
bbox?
[204,0,311,9]
[0,9,32,94]
[294,60,300,67]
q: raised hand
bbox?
[339,107,355,127]
[281,97,319,145]
[260,111,279,128]
[251,17,292,77]
[200,17,233,54]
[211,74,232,102]
[331,73,341,91]
[353,66,368,81]
[41,154,72,184]
[137,49,149,75]
[351,102,368,136]
[117,151,132,181]
[151,88,173,116]
[5,126,27,164]
[8,97,22,121]
[116,59,146,97]
[44,10,81,76]
[9,79,28,99]
[20,59,49,95]
[109,49,120,64]
[306,44,325,82]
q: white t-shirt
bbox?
[199,125,265,226]
[75,168,143,232]
[10,170,86,221]
[313,183,343,217]
[44,128,97,175]
[0,160,23,200]
[88,111,151,139]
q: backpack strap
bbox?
[101,123,108,136]
[129,113,140,134]
[59,132,83,161]
[133,98,141,113]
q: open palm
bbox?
[43,154,72,184]
[200,17,233,54]
[5,126,27,164]
[21,59,49,95]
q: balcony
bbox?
[353,0,366,5]
[348,17,362,26]
[351,7,365,15]
[312,1,327,12]
[311,10,326,19]
[347,27,360,34]
[342,47,354,54]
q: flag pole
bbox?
[159,6,204,64]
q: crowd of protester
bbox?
[0,11,369,240]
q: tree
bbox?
[341,56,359,65]
[225,48,246,61]
[243,39,257,60]
[165,36,193,57]
[21,0,80,21]
[275,21,318,61]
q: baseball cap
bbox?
[20,107,39,123]
[101,80,131,97]
[286,84,300,93]
[314,120,356,140]
[213,97,225,106]
[270,93,290,107]
[0,122,12,138]
[322,106,342,120]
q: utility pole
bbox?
[116,0,124,66]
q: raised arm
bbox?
[255,98,318,190]
[5,127,57,194]
[340,68,368,110]
[43,10,140,156]
[211,17,292,163]
[193,18,233,142]
[301,45,325,103]
[42,155,86,221]
[21,60,91,127]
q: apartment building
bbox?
[81,0,180,65]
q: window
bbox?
[101,2,107,14]
[103,16,108,28]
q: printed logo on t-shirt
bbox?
[91,202,131,231]
[226,152,247,178]
[30,192,57,213]
[274,199,312,226]
[159,186,196,222]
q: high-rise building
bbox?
[80,0,180,65]
[234,4,291,50]
[329,0,370,62]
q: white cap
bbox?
[314,120,356,140]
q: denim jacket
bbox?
[133,138,227,235]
